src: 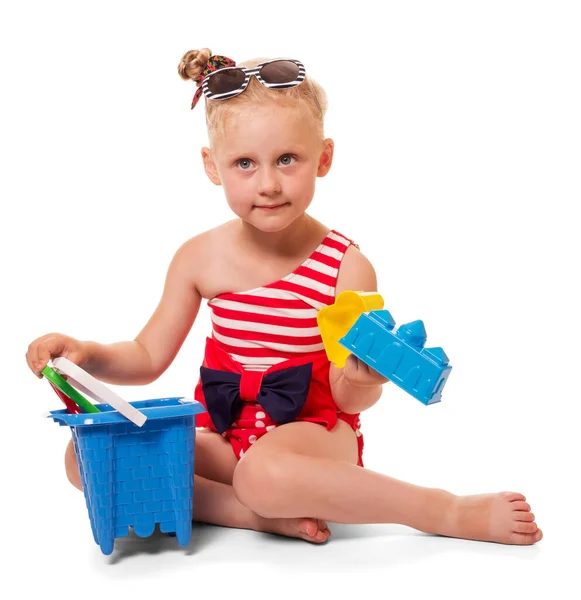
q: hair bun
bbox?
[177,48,212,82]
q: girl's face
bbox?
[202,102,334,233]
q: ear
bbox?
[201,147,222,185]
[317,138,334,177]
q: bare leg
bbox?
[64,436,83,490]
[193,473,330,542]
[64,432,330,543]
[233,421,543,545]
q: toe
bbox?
[514,511,535,522]
[510,528,543,545]
[298,518,330,543]
[318,519,331,536]
[502,492,526,502]
[511,501,531,512]
[313,529,328,542]
[300,519,318,538]
[513,521,538,534]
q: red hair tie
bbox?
[191,54,237,109]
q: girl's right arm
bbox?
[26,239,203,386]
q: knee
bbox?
[64,438,82,491]
[232,451,293,518]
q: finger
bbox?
[64,351,83,367]
[26,341,41,371]
[371,369,389,384]
[345,358,369,385]
[364,363,389,384]
[28,334,68,378]
[347,355,360,372]
[37,337,66,375]
[35,343,54,375]
[27,340,48,377]
[25,350,40,378]
[355,362,387,386]
[350,357,386,382]
[344,355,359,380]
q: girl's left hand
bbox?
[343,354,389,387]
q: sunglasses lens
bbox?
[207,68,246,95]
[259,60,300,84]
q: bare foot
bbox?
[253,515,331,544]
[443,491,543,545]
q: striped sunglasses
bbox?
[200,58,322,114]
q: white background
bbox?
[1,0,579,598]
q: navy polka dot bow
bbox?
[199,363,313,434]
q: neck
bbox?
[237,213,319,257]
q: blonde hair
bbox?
[177,48,328,141]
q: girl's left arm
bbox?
[328,245,390,414]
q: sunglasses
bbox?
[199,58,322,114]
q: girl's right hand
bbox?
[26,333,89,379]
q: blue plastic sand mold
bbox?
[339,310,452,405]
[49,397,206,555]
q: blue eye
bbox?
[279,154,296,166]
[237,158,253,170]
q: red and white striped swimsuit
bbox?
[194,229,364,466]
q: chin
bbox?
[251,219,293,233]
[250,212,301,233]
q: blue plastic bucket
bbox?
[49,397,206,555]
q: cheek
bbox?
[289,171,315,198]
[293,163,317,188]
[222,175,251,210]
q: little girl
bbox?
[26,48,542,546]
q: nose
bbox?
[257,166,282,196]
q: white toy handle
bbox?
[51,357,147,427]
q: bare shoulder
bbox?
[335,243,378,296]
[170,221,235,282]
[168,220,238,298]
[177,221,234,255]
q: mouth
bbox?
[254,202,290,211]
